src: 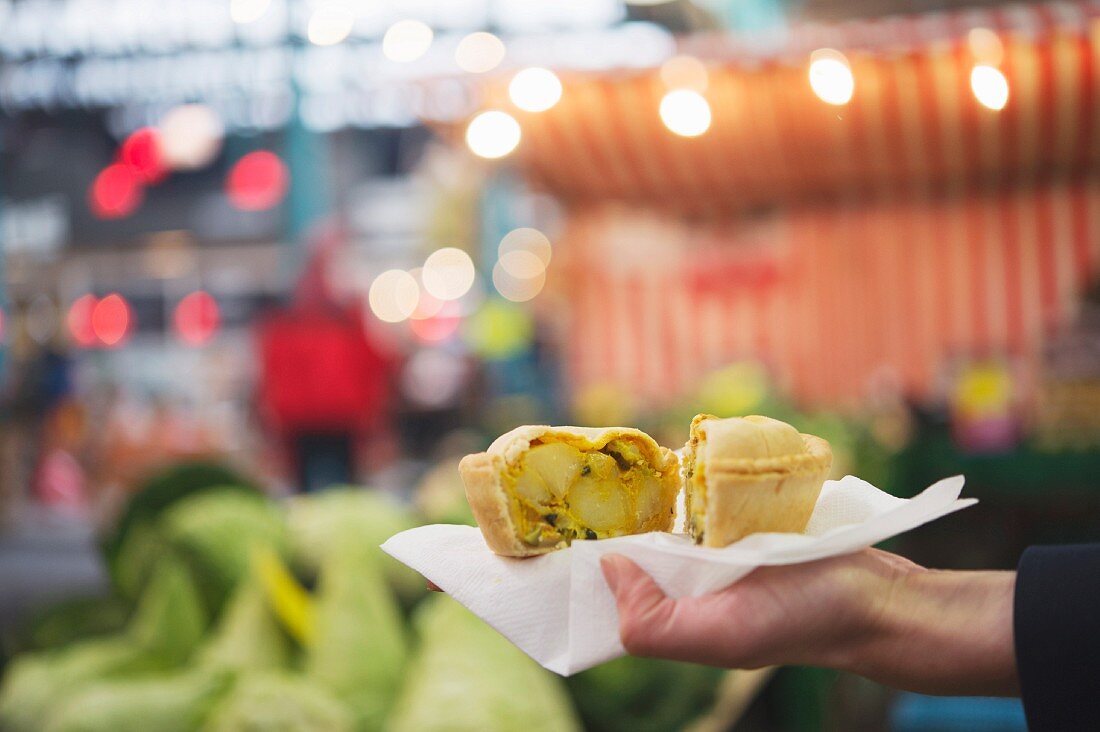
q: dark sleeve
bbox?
[1014,544,1100,731]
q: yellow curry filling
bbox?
[504,437,669,548]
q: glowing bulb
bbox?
[492,261,546,302]
[508,67,562,112]
[660,55,708,92]
[308,3,355,46]
[158,104,224,171]
[230,0,270,24]
[498,250,545,279]
[498,227,552,266]
[968,27,1003,66]
[422,247,476,301]
[368,269,419,323]
[465,110,521,159]
[455,32,505,73]
[659,89,711,137]
[971,65,1009,111]
[92,293,131,347]
[383,19,433,63]
[808,49,854,105]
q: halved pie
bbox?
[684,414,832,547]
[459,426,680,557]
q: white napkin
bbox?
[381,475,974,676]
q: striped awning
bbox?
[556,180,1100,406]
[509,1,1100,212]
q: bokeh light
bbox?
[368,269,420,323]
[88,164,143,219]
[422,247,476,301]
[408,268,445,320]
[119,127,167,184]
[508,67,563,112]
[492,259,546,302]
[455,32,505,73]
[660,55,708,92]
[67,295,98,347]
[498,250,545,279]
[465,110,521,159]
[308,3,355,46]
[226,151,289,211]
[174,291,220,346]
[968,27,1004,66]
[230,0,271,24]
[158,104,224,171]
[409,304,462,344]
[971,65,1009,111]
[382,19,433,63]
[659,89,711,137]
[808,49,855,105]
[498,227,552,266]
[91,293,131,347]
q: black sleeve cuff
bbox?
[1015,544,1100,731]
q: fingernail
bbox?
[601,555,622,593]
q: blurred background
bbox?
[1,0,1098,729]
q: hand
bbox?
[601,549,1018,696]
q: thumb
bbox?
[601,554,676,657]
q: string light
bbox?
[660,55,708,92]
[67,295,98,347]
[508,67,562,112]
[158,104,224,171]
[808,49,854,106]
[174,291,220,345]
[659,89,711,137]
[455,31,505,73]
[492,261,546,302]
[308,3,355,46]
[422,248,476,301]
[368,269,419,323]
[89,164,143,219]
[971,65,1009,110]
[382,19,433,63]
[230,0,271,24]
[225,151,289,211]
[466,110,521,158]
[91,293,131,347]
[498,227,552,267]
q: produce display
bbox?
[0,462,725,731]
[459,425,680,556]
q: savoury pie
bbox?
[683,414,832,547]
[460,426,680,557]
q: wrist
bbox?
[844,567,1019,696]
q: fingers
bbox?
[601,554,678,657]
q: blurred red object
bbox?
[89,163,143,219]
[256,306,397,433]
[91,293,131,347]
[174,290,220,346]
[119,127,167,184]
[226,151,289,211]
[67,294,98,347]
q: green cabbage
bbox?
[304,533,407,731]
[386,595,580,732]
[42,669,232,732]
[202,672,354,732]
[286,488,423,602]
[196,578,291,672]
[160,491,289,614]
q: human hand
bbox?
[601,548,1018,696]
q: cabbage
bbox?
[386,596,580,732]
[203,672,354,732]
[196,578,291,672]
[42,669,232,732]
[304,534,407,731]
[286,488,423,602]
[160,490,289,614]
[0,559,206,731]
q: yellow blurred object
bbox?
[953,362,1013,419]
[463,299,533,359]
[253,546,315,647]
[696,362,770,417]
[573,384,637,428]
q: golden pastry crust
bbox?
[685,414,832,547]
[460,425,679,557]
